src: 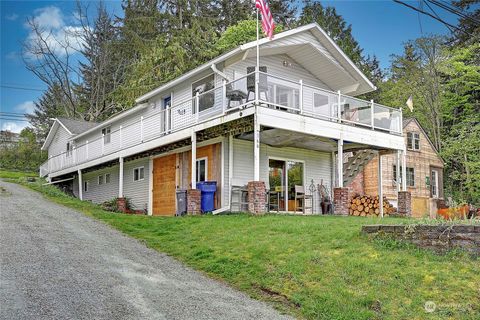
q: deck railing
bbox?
[43,71,402,176]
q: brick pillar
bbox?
[247,181,266,214]
[117,197,127,213]
[333,187,349,215]
[187,189,201,215]
[398,191,412,216]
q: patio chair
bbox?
[226,83,247,109]
[294,185,313,214]
[246,66,268,101]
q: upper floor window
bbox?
[66,142,73,157]
[192,74,215,113]
[102,126,111,144]
[133,167,145,181]
[407,132,420,151]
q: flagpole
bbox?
[256,6,260,103]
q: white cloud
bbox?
[6,13,19,21]
[1,121,27,133]
[5,51,19,61]
[24,6,85,58]
[15,101,36,114]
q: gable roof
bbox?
[41,118,98,151]
[403,118,443,162]
[135,23,376,103]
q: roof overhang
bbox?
[135,23,376,103]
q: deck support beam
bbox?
[396,150,401,192]
[401,150,407,191]
[191,131,197,189]
[228,135,234,208]
[337,138,343,188]
[118,157,124,198]
[77,169,83,200]
[378,153,384,218]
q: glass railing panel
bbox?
[225,73,251,110]
[340,95,372,127]
[197,86,224,121]
[374,103,401,133]
[263,73,300,111]
[302,84,338,120]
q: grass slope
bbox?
[2,171,478,320]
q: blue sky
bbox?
[1,0,459,132]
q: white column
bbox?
[402,150,407,191]
[191,131,197,189]
[396,150,401,192]
[228,135,234,207]
[299,79,303,114]
[118,157,124,198]
[253,110,260,181]
[331,151,336,192]
[337,138,343,188]
[378,153,384,218]
[78,169,83,201]
[148,157,153,216]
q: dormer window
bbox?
[102,126,111,144]
[407,132,420,151]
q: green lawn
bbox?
[2,172,479,320]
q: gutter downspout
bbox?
[211,64,229,81]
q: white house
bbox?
[40,23,410,216]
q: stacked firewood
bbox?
[348,195,396,217]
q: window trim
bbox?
[84,181,89,192]
[105,173,111,184]
[102,126,111,145]
[407,132,420,151]
[196,157,208,183]
[66,141,73,157]
[406,167,415,187]
[98,175,104,185]
[431,169,439,198]
[133,166,145,182]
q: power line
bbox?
[0,118,29,122]
[0,85,45,92]
[423,0,456,34]
[428,0,480,24]
[393,0,472,36]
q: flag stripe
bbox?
[255,0,275,39]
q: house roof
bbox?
[135,23,376,103]
[41,118,97,151]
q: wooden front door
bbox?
[152,154,177,216]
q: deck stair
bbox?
[343,150,378,186]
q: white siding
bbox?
[48,125,72,157]
[74,165,119,204]
[123,157,150,211]
[232,138,332,212]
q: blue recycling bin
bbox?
[196,181,217,213]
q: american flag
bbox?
[255,0,275,39]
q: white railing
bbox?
[43,71,402,176]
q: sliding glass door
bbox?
[269,159,304,212]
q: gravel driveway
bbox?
[0,180,291,320]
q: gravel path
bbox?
[0,180,291,320]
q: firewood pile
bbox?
[348,195,396,217]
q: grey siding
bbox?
[73,165,119,204]
[123,157,150,211]
[48,125,72,157]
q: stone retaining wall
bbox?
[362,224,480,255]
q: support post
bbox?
[191,131,197,189]
[195,92,200,123]
[396,150,401,192]
[228,135,234,208]
[337,90,342,122]
[102,134,105,155]
[402,150,407,191]
[370,99,375,130]
[86,140,89,159]
[253,111,260,181]
[222,79,227,114]
[337,138,343,188]
[119,157,124,198]
[78,169,83,201]
[331,151,336,197]
[119,125,123,148]
[299,79,303,114]
[378,153,384,218]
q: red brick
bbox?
[247,181,266,214]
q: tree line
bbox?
[7,0,479,204]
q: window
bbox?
[393,165,415,187]
[84,181,89,192]
[105,173,111,184]
[406,167,415,187]
[133,167,144,181]
[431,169,438,198]
[196,158,207,182]
[192,74,215,113]
[407,132,420,151]
[66,142,73,157]
[98,175,104,185]
[102,126,111,144]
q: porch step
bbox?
[343,150,378,186]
